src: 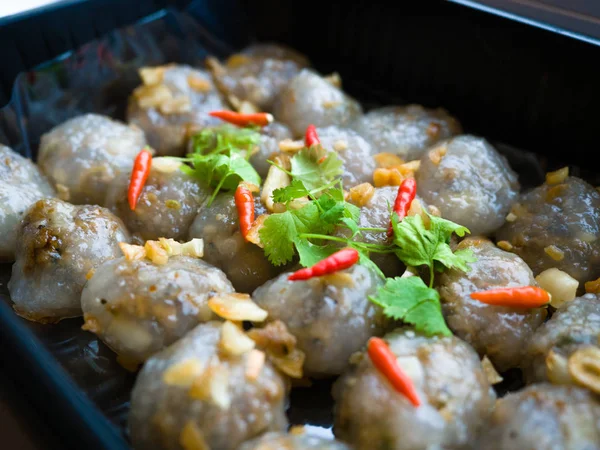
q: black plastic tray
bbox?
[1,1,600,449]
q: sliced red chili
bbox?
[388,177,417,237]
[209,110,273,127]
[288,248,359,281]
[470,286,550,308]
[305,124,320,147]
[368,337,421,407]
[128,147,153,211]
[235,184,255,240]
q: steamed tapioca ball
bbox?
[81,254,235,364]
[438,237,547,372]
[351,104,462,161]
[332,329,496,450]
[416,135,519,236]
[8,198,130,323]
[129,321,289,450]
[127,64,226,156]
[237,430,352,450]
[522,294,600,391]
[208,43,309,111]
[252,263,390,377]
[0,144,56,261]
[273,69,362,137]
[496,172,600,285]
[37,113,146,206]
[249,121,293,178]
[476,384,600,450]
[105,157,209,241]
[189,192,284,293]
[315,125,377,188]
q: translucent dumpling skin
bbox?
[273,69,362,137]
[476,384,600,450]
[252,264,390,377]
[496,176,600,284]
[38,113,146,206]
[333,329,496,450]
[417,135,519,236]
[81,256,234,363]
[439,238,547,372]
[129,321,289,450]
[127,65,226,156]
[0,145,55,261]
[237,431,351,450]
[8,198,130,322]
[351,105,462,161]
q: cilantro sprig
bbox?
[173,124,262,206]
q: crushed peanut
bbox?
[145,240,169,265]
[374,152,405,168]
[496,240,513,251]
[248,320,305,378]
[585,277,600,294]
[348,183,375,206]
[208,293,268,322]
[545,166,569,185]
[544,245,565,261]
[324,72,342,88]
[85,268,95,280]
[568,346,600,394]
[187,75,212,92]
[119,242,147,261]
[163,358,205,387]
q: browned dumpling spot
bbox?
[8,198,130,323]
[0,145,55,261]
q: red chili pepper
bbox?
[368,337,421,407]
[305,124,320,147]
[209,110,273,127]
[128,147,153,211]
[235,184,255,240]
[288,248,359,281]
[388,177,417,237]
[470,286,550,308]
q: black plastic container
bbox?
[1,1,599,449]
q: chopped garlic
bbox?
[324,72,342,88]
[139,66,168,86]
[145,240,169,265]
[262,158,291,212]
[279,139,305,153]
[245,349,266,380]
[333,140,348,151]
[179,421,209,450]
[187,75,212,92]
[119,242,147,261]
[481,355,503,385]
[535,268,578,308]
[246,214,268,248]
[545,166,569,185]
[189,364,231,409]
[585,277,600,294]
[505,212,517,222]
[159,95,192,114]
[220,321,256,356]
[428,145,447,164]
[133,84,173,109]
[56,183,71,201]
[153,157,182,173]
[496,240,513,251]
[163,358,205,386]
[181,239,204,258]
[247,321,305,378]
[544,245,565,261]
[208,293,268,322]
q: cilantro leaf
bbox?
[295,240,337,267]
[290,146,343,191]
[192,124,260,155]
[272,179,310,204]
[259,202,320,266]
[356,248,385,280]
[392,213,474,274]
[341,217,360,237]
[369,276,451,336]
